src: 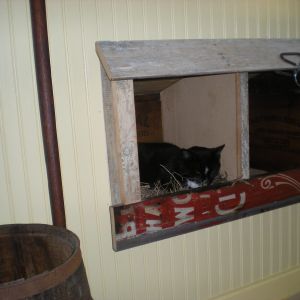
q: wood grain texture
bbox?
[111,169,300,251]
[236,73,249,179]
[96,39,300,80]
[111,80,141,204]
[100,65,121,205]
[0,224,91,299]
[101,65,141,204]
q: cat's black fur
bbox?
[138,142,225,190]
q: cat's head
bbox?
[177,144,225,189]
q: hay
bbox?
[140,170,228,200]
[212,171,228,185]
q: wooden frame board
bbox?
[110,169,300,251]
[101,66,140,204]
[96,39,300,80]
[97,39,300,250]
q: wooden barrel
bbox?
[0,224,92,299]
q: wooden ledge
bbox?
[110,169,300,251]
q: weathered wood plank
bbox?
[100,65,122,205]
[101,64,141,204]
[0,224,91,299]
[110,169,300,251]
[96,39,300,80]
[236,73,249,179]
[111,80,141,204]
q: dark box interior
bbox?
[249,71,300,173]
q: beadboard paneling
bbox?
[0,0,51,224]
[1,1,299,299]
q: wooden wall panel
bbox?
[1,0,300,299]
[0,0,51,224]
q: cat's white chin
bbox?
[186,179,201,189]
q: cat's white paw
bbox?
[186,179,201,189]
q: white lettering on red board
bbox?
[215,192,246,215]
[172,194,192,205]
[116,192,248,240]
[145,205,162,231]
[174,207,194,226]
[145,205,161,216]
[146,219,162,232]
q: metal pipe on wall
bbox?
[29,0,66,228]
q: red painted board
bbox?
[111,169,300,249]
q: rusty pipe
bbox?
[29,0,66,228]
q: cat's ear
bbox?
[213,144,225,155]
[181,149,191,160]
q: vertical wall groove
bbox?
[156,0,162,39]
[267,0,271,37]
[141,247,149,300]
[128,252,135,300]
[217,228,222,293]
[196,0,202,37]
[195,233,200,299]
[156,244,163,300]
[207,229,212,297]
[126,0,132,40]
[260,215,264,278]
[60,0,87,257]
[183,0,188,38]
[0,0,16,224]
[229,222,234,290]
[183,236,188,300]
[78,1,105,296]
[0,105,15,223]
[91,0,116,289]
[111,0,117,40]
[8,0,33,222]
[250,216,254,283]
[297,0,299,37]
[239,220,244,285]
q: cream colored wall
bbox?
[1,0,300,299]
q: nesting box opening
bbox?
[96,39,300,206]
[249,71,300,176]
[96,39,300,250]
[134,74,246,199]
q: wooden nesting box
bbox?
[96,39,300,206]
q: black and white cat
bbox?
[138,142,225,190]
